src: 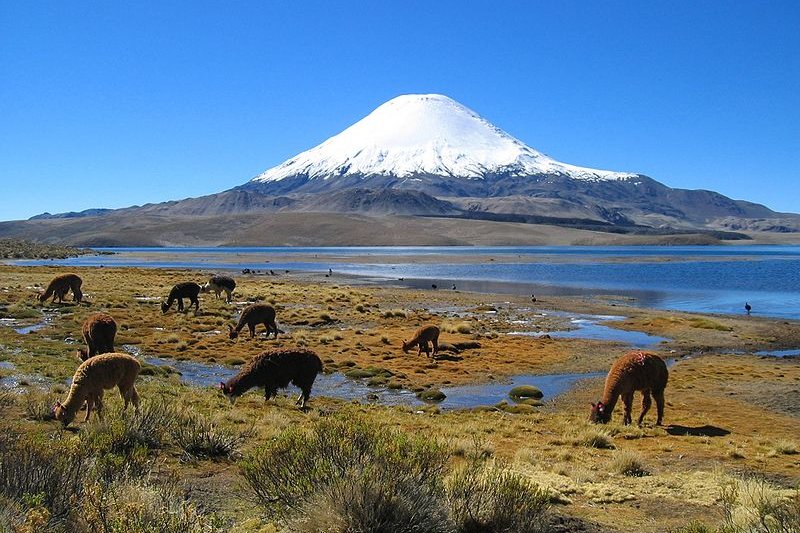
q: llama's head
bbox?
[37,291,47,303]
[401,340,411,353]
[589,401,611,424]
[219,381,238,404]
[228,324,239,340]
[52,401,72,426]
[199,282,210,294]
[76,348,89,362]
[160,302,170,314]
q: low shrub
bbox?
[240,415,450,528]
[23,390,57,421]
[83,399,175,455]
[0,428,87,523]
[447,455,549,533]
[609,450,650,477]
[80,477,226,533]
[172,412,244,460]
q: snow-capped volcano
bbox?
[252,94,637,184]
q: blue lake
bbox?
[12,245,800,319]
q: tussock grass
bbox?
[23,390,57,421]
[609,450,650,477]
[172,412,246,460]
[572,428,615,449]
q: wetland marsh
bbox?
[0,259,799,532]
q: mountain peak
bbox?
[252,94,637,183]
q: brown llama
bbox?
[229,303,278,339]
[53,353,141,426]
[200,275,236,303]
[77,313,117,361]
[161,282,201,313]
[589,351,668,426]
[220,348,323,409]
[401,325,440,358]
[39,273,83,304]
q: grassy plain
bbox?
[0,264,798,532]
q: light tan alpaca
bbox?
[53,353,141,427]
[76,313,117,361]
[40,273,83,304]
[401,325,440,358]
[229,303,278,339]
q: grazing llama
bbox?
[401,325,440,359]
[40,273,83,304]
[589,351,668,426]
[77,312,117,361]
[229,303,278,339]
[201,275,236,303]
[161,282,201,313]
[53,353,141,426]
[219,348,323,409]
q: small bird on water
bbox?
[745,302,752,315]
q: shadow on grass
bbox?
[433,353,464,362]
[666,424,730,437]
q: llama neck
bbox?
[226,369,260,396]
[61,383,90,421]
[600,386,621,416]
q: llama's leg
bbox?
[299,386,311,409]
[638,391,653,426]
[177,298,184,312]
[84,397,93,422]
[248,323,256,337]
[270,320,278,338]
[192,296,199,312]
[225,289,232,303]
[432,338,439,357]
[621,392,634,425]
[94,394,104,421]
[653,389,665,426]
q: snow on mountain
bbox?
[252,94,637,184]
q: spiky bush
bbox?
[0,428,87,523]
[172,413,244,460]
[240,415,451,531]
[79,477,226,533]
[447,457,549,533]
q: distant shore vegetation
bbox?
[0,239,95,260]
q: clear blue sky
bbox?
[1,1,798,221]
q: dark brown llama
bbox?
[77,312,117,361]
[39,273,83,304]
[219,348,323,409]
[228,303,278,339]
[401,325,440,358]
[161,282,201,313]
[589,351,668,426]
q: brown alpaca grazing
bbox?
[402,325,440,358]
[53,352,141,427]
[589,351,668,426]
[229,303,278,339]
[161,282,201,313]
[219,348,323,409]
[76,313,117,361]
[40,273,83,304]
[200,275,236,303]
